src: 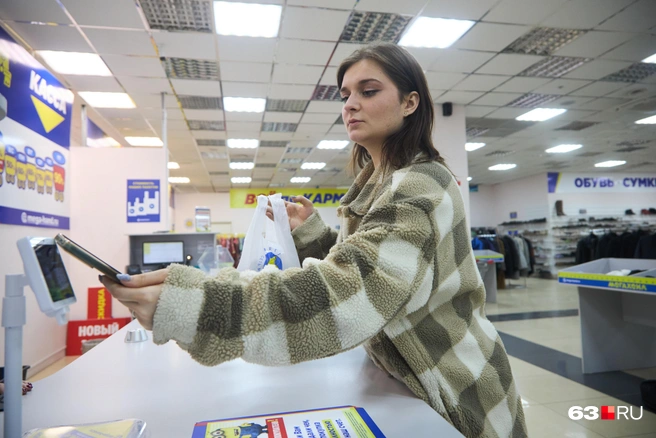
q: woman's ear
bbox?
[404,91,420,116]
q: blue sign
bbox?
[127,179,160,223]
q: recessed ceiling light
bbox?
[546,144,582,153]
[231,177,252,184]
[301,162,326,170]
[37,51,112,76]
[227,139,259,149]
[635,115,656,124]
[642,53,656,64]
[78,92,135,109]
[229,162,255,170]
[86,137,120,148]
[595,160,626,168]
[516,108,567,122]
[467,176,472,181]
[167,162,180,169]
[489,164,517,171]
[214,1,282,38]
[465,142,485,152]
[399,17,474,49]
[223,97,266,113]
[317,140,349,150]
[168,177,190,183]
[125,136,163,147]
[291,177,311,183]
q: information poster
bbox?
[0,26,73,229]
[548,172,656,193]
[127,179,160,223]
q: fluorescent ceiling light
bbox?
[301,162,326,170]
[86,137,120,148]
[291,177,311,183]
[223,97,266,112]
[168,162,180,169]
[642,53,656,64]
[317,140,349,150]
[168,177,190,184]
[516,108,567,122]
[399,17,474,49]
[231,177,252,184]
[489,164,517,171]
[635,115,656,124]
[78,92,135,109]
[229,162,255,170]
[467,176,472,181]
[37,51,112,76]
[214,2,282,38]
[227,139,259,149]
[125,136,163,147]
[595,160,626,168]
[546,144,582,154]
[465,142,485,152]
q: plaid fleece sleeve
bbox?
[152,188,437,367]
[291,210,338,262]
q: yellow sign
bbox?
[230,188,349,208]
[31,95,65,133]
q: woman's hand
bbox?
[266,196,314,231]
[100,268,170,330]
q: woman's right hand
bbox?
[267,196,314,231]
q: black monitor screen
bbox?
[34,243,75,303]
[143,241,184,265]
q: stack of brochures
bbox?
[191,405,386,438]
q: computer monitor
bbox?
[142,241,184,265]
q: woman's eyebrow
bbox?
[340,78,383,94]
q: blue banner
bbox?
[127,179,160,223]
[0,205,69,229]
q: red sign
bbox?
[601,406,615,420]
[87,287,112,319]
[66,318,131,355]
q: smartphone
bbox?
[54,234,122,283]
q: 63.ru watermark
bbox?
[568,405,643,421]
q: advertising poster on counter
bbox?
[0,26,73,229]
[231,188,349,208]
[548,172,656,193]
[127,179,160,223]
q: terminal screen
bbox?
[34,242,75,303]
[143,241,184,265]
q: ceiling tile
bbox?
[452,74,511,92]
[171,79,222,97]
[134,96,180,110]
[465,106,497,117]
[102,55,166,77]
[192,130,227,140]
[219,62,272,83]
[287,0,354,8]
[354,0,427,15]
[280,7,350,41]
[226,122,262,131]
[472,92,524,106]
[423,0,497,20]
[430,50,496,74]
[94,107,140,119]
[276,39,336,66]
[601,35,656,62]
[184,109,223,121]
[577,97,631,111]
[301,113,341,124]
[493,77,552,92]
[62,0,144,29]
[296,123,332,133]
[541,0,634,29]
[531,78,591,95]
[65,75,123,92]
[402,47,443,71]
[329,43,366,67]
[425,72,467,89]
[555,31,635,59]
[605,83,656,99]
[84,29,156,56]
[225,112,262,122]
[268,84,316,100]
[319,67,338,86]
[264,112,303,123]
[563,59,632,80]
[483,0,568,25]
[476,54,545,75]
[483,107,530,120]
[0,0,70,24]
[543,95,595,109]
[435,91,485,104]
[153,31,215,60]
[10,23,91,52]
[117,76,173,94]
[570,81,629,97]
[453,23,531,52]
[221,82,268,98]
[217,36,276,63]
[597,0,656,32]
[272,64,324,85]
[305,101,343,114]
[328,124,347,134]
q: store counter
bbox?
[474,250,504,303]
[7,321,463,437]
[559,258,656,374]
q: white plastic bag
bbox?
[237,193,301,272]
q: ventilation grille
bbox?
[196,139,225,146]
[188,120,225,131]
[277,167,297,172]
[281,158,303,164]
[555,121,599,131]
[466,127,490,138]
[508,93,559,108]
[543,161,570,169]
[341,12,412,43]
[162,57,219,80]
[485,150,515,157]
[255,163,276,168]
[312,85,341,101]
[262,122,297,132]
[601,63,656,83]
[616,146,647,153]
[201,152,228,160]
[503,27,586,56]
[577,151,603,157]
[617,139,652,147]
[266,99,309,112]
[179,95,223,110]
[519,56,589,78]
[209,171,229,176]
[629,161,654,168]
[260,141,289,147]
[140,0,213,33]
[286,147,313,154]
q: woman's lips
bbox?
[348,120,363,127]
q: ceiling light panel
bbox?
[188,120,225,131]
[312,85,342,101]
[231,177,252,183]
[169,177,191,183]
[223,97,266,112]
[317,140,349,150]
[546,144,582,153]
[179,95,223,110]
[465,142,485,151]
[265,99,309,112]
[37,51,112,76]
[227,139,259,149]
[291,177,311,183]
[262,122,298,132]
[301,162,326,170]
[229,162,255,170]
[507,93,559,108]
[196,139,226,146]
[162,57,219,80]
[601,63,656,83]
[503,27,586,56]
[643,54,656,64]
[595,160,626,168]
[516,108,567,122]
[140,0,213,32]
[78,92,135,108]
[125,137,163,147]
[519,56,590,78]
[635,115,656,124]
[399,17,475,49]
[214,1,282,38]
[489,164,517,171]
[341,12,412,44]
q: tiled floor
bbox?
[26,277,656,437]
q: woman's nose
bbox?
[343,95,359,111]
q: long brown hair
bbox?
[337,42,447,174]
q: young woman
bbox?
[102,43,527,437]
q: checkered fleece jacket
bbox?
[153,160,527,437]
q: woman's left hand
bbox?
[100,268,170,330]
